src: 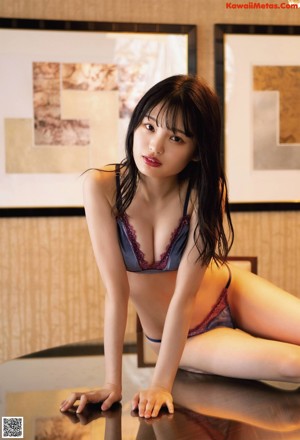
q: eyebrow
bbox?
[146,115,189,136]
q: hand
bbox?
[131,386,174,419]
[60,385,122,414]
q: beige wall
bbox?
[0,0,299,362]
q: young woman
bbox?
[60,75,300,419]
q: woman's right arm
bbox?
[60,168,130,413]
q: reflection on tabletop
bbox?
[58,371,300,440]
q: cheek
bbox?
[132,145,139,164]
[132,131,143,153]
[186,145,197,165]
[168,153,192,175]
[171,148,195,172]
[132,133,144,165]
[175,147,195,165]
[132,133,138,155]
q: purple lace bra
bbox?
[115,167,192,273]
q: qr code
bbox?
[2,417,23,438]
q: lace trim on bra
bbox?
[119,213,190,271]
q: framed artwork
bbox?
[0,18,196,216]
[215,24,300,211]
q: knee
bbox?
[278,351,300,381]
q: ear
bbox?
[192,155,201,163]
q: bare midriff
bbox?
[128,262,230,341]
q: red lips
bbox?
[142,156,162,167]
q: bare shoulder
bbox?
[82,165,117,207]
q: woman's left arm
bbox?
[132,212,207,418]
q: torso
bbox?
[128,263,230,340]
[113,166,230,340]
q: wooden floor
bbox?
[1,353,300,439]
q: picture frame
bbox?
[137,255,258,367]
[0,18,196,217]
[215,24,300,212]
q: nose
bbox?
[149,133,164,155]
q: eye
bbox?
[145,123,155,132]
[170,134,183,143]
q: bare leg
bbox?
[228,264,300,344]
[180,265,300,381]
[180,327,300,382]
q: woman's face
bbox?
[133,104,196,179]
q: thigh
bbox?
[179,327,300,382]
[227,264,300,345]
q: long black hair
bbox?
[116,74,234,266]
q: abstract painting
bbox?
[0,19,196,212]
[215,24,300,210]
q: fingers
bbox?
[60,392,82,412]
[141,398,166,419]
[165,397,174,415]
[131,389,174,419]
[60,388,121,415]
[101,393,118,412]
[145,400,162,418]
[60,391,94,414]
[76,394,88,414]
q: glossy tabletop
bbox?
[1,353,300,439]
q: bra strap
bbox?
[183,179,193,216]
